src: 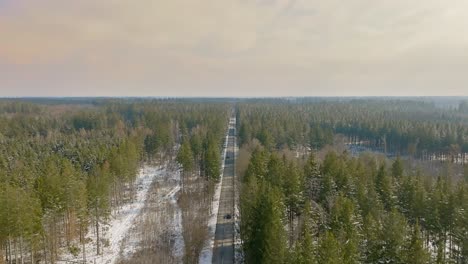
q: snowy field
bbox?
[58,164,176,264]
[119,163,185,263]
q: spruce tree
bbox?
[391,156,404,180]
[293,200,316,264]
[404,222,429,264]
[318,231,342,264]
[375,165,393,211]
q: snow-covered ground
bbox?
[233,141,243,264]
[158,167,185,259]
[198,122,231,264]
[58,165,168,264]
[169,184,185,259]
[234,201,243,264]
[123,166,185,257]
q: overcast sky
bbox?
[1,0,468,97]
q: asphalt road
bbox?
[212,117,236,264]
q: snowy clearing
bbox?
[119,163,185,263]
[58,165,166,264]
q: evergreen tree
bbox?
[329,195,360,264]
[283,161,304,244]
[204,139,221,181]
[243,183,287,264]
[266,153,286,187]
[318,231,342,264]
[403,222,430,264]
[391,156,404,179]
[379,209,408,263]
[304,153,321,201]
[144,133,159,158]
[177,140,194,173]
[293,200,316,264]
[375,165,393,211]
[243,147,269,183]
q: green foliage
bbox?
[0,184,42,241]
[283,161,304,218]
[240,145,468,263]
[391,156,404,179]
[329,195,360,264]
[293,201,316,264]
[238,99,468,154]
[0,99,230,262]
[403,222,430,264]
[204,138,221,181]
[2,98,468,263]
[375,165,394,211]
[244,147,269,183]
[177,140,194,173]
[242,179,287,264]
[318,231,342,264]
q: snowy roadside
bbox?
[233,140,243,264]
[58,165,165,264]
[198,123,230,264]
[234,203,243,264]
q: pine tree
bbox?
[329,195,360,264]
[293,200,316,264]
[266,153,285,188]
[177,140,194,173]
[87,163,111,255]
[362,214,382,264]
[243,147,269,183]
[243,183,287,264]
[190,133,203,171]
[375,165,393,211]
[304,153,321,201]
[318,231,342,264]
[380,209,408,263]
[404,222,430,264]
[391,156,404,179]
[204,139,221,181]
[144,133,159,158]
[283,161,304,245]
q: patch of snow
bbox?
[120,164,185,262]
[234,202,243,264]
[58,165,165,264]
[169,184,185,258]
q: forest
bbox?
[0,97,467,263]
[237,98,468,264]
[0,99,229,263]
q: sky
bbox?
[1,0,468,97]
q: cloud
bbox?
[1,0,468,96]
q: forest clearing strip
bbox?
[58,165,165,264]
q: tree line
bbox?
[237,99,468,157]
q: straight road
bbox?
[212,117,236,264]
